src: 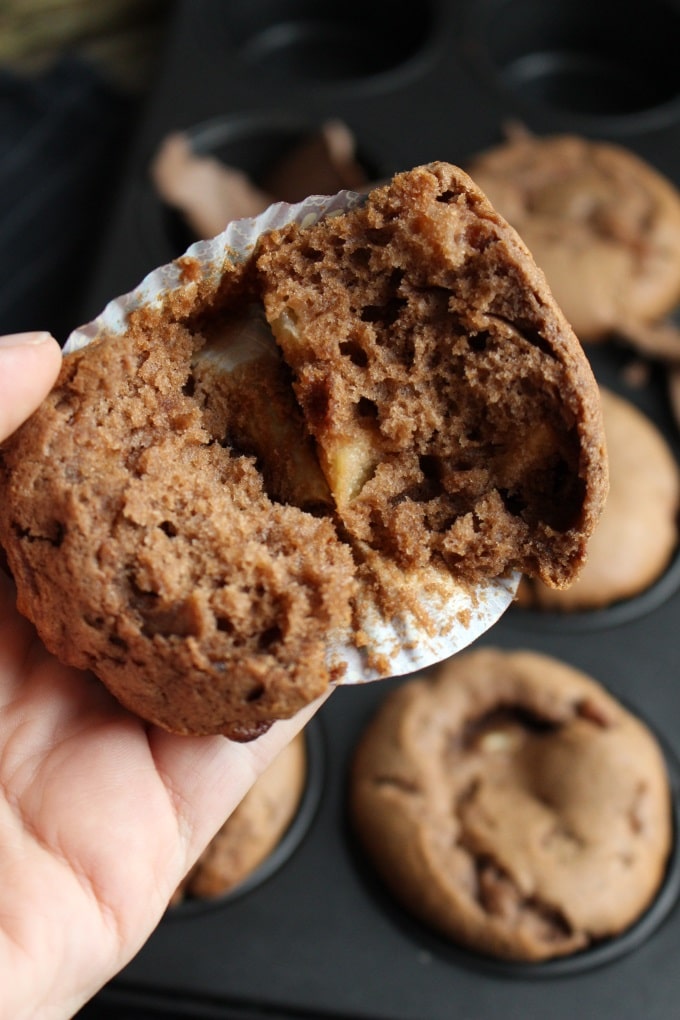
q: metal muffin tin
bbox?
[79,1,680,1016]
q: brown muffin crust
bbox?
[0,163,607,737]
[350,648,672,962]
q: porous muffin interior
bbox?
[257,162,605,589]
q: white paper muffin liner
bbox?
[64,190,518,684]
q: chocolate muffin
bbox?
[0,163,607,738]
[350,648,672,962]
[173,732,306,903]
[467,132,680,343]
[518,387,680,612]
[256,162,607,590]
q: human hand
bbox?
[0,332,326,1020]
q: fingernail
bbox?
[0,331,54,348]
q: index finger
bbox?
[0,332,62,441]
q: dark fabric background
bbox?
[0,56,136,344]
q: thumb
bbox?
[0,332,62,441]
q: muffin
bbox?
[518,387,680,611]
[151,119,369,241]
[350,648,672,962]
[0,163,607,738]
[467,132,680,343]
[173,732,306,903]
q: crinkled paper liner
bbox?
[64,190,518,684]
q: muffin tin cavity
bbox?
[198,0,436,83]
[471,0,680,122]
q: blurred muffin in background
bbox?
[151,119,369,240]
[467,130,680,347]
[172,733,307,903]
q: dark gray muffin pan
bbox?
[78,1,680,1016]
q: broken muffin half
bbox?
[0,163,607,737]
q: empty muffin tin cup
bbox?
[194,0,436,83]
[469,0,680,127]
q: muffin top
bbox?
[468,133,680,341]
[350,647,672,961]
